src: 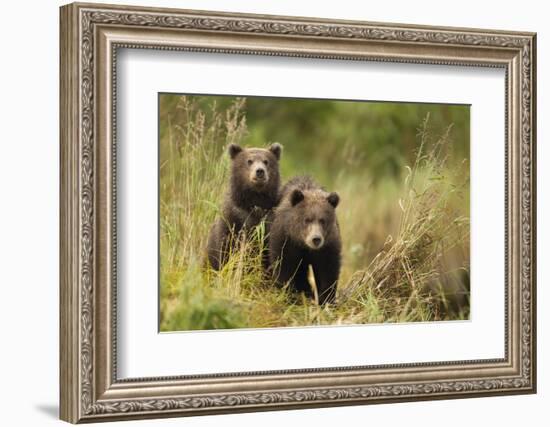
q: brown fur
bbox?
[206,143,282,270]
[268,176,341,305]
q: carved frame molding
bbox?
[60,2,536,423]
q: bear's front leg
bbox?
[243,206,268,231]
[269,236,307,292]
[206,219,232,270]
[312,253,340,305]
[291,262,312,298]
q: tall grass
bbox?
[340,115,470,321]
[160,96,470,331]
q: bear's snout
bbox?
[305,223,325,250]
[255,168,266,179]
[249,162,269,184]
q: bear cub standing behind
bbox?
[268,176,341,305]
[207,143,282,270]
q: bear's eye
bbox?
[247,159,253,166]
[263,160,269,166]
[319,218,326,225]
[305,217,313,224]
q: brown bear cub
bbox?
[268,176,341,305]
[206,143,283,270]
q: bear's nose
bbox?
[312,236,322,247]
[255,168,265,178]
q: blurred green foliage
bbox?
[158,94,470,330]
[159,93,469,185]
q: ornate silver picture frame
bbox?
[60,2,536,423]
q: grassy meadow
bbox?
[159,94,470,331]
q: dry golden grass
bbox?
[159,96,470,331]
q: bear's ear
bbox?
[327,192,340,208]
[228,144,243,159]
[290,189,304,207]
[268,142,283,160]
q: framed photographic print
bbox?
[59,2,537,423]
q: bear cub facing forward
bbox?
[207,143,282,270]
[268,176,341,305]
